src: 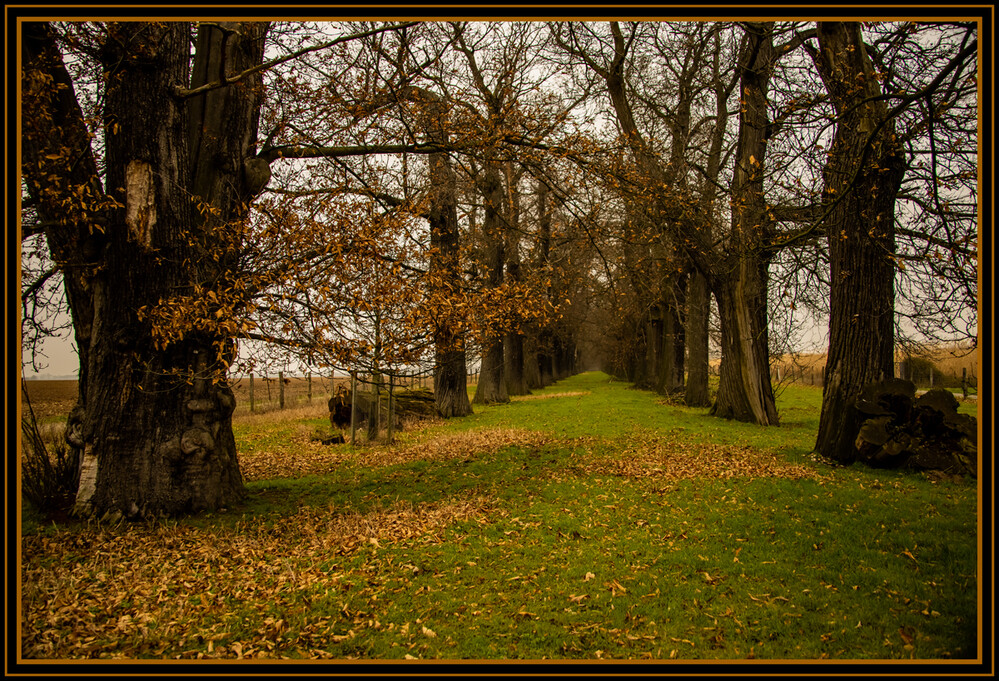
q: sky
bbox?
[21,319,79,379]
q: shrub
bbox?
[21,405,79,515]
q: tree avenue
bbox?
[20,19,979,518]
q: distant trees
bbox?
[546,19,978,438]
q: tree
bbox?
[803,21,977,463]
[21,21,273,517]
[20,20,427,518]
[552,21,785,423]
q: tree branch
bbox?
[173,21,421,99]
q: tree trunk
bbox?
[523,332,543,389]
[503,170,529,396]
[641,314,659,390]
[685,24,730,409]
[473,164,509,404]
[23,21,269,518]
[534,179,556,388]
[505,332,528,395]
[709,22,779,425]
[684,269,711,406]
[433,344,471,418]
[711,256,778,424]
[656,279,686,395]
[367,371,382,440]
[420,90,473,418]
[21,23,104,466]
[810,22,906,463]
[553,334,577,380]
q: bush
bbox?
[21,412,79,516]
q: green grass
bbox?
[20,372,979,661]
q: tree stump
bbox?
[328,385,352,431]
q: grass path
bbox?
[20,372,979,662]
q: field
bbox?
[19,380,79,424]
[21,342,979,425]
[21,373,445,423]
[17,371,981,665]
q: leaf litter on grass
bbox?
[20,417,832,660]
[239,427,556,481]
[582,432,826,483]
[21,493,497,660]
[241,424,824,486]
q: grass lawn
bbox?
[19,372,980,663]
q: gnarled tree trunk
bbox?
[711,253,778,424]
[23,21,269,518]
[709,22,779,425]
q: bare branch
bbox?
[173,21,421,99]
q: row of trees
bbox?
[20,19,979,518]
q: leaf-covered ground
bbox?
[19,373,979,662]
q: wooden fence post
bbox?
[279,371,285,410]
[249,373,255,412]
[308,372,312,402]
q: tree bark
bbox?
[425,113,473,417]
[710,254,778,423]
[655,277,686,395]
[809,22,906,463]
[504,165,529,395]
[523,332,543,389]
[473,164,510,404]
[534,180,556,387]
